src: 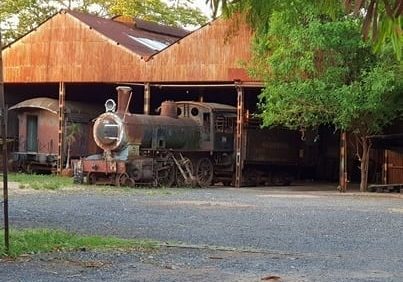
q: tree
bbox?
[65,122,81,170]
[110,0,207,27]
[254,7,402,192]
[0,0,58,43]
[0,0,207,44]
[205,0,402,59]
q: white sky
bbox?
[192,0,213,18]
[164,0,213,18]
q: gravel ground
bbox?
[1,184,402,281]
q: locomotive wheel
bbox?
[24,163,33,174]
[196,158,214,187]
[175,157,194,187]
[156,154,175,187]
[115,173,135,187]
[86,172,96,185]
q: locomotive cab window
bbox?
[214,114,235,133]
[191,107,199,116]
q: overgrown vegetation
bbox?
[252,7,402,192]
[210,1,402,192]
[8,173,74,190]
[208,0,402,60]
[0,228,159,258]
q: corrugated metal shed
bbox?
[2,10,255,83]
[2,10,187,83]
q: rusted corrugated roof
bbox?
[133,18,189,38]
[67,10,186,58]
[9,97,103,116]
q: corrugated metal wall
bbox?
[387,150,403,183]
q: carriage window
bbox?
[177,107,182,116]
[26,115,38,152]
[191,107,199,116]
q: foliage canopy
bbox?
[254,8,402,136]
[248,4,402,191]
[206,0,402,60]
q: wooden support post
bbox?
[0,28,10,254]
[144,82,150,115]
[383,149,388,185]
[57,82,66,175]
[339,131,348,192]
[235,84,244,188]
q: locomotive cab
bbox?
[176,102,236,152]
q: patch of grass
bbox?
[8,173,73,190]
[92,185,178,196]
[0,228,159,258]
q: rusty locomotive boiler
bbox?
[76,86,301,187]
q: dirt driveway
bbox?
[1,183,402,281]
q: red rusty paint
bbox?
[82,159,126,174]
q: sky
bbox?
[164,0,213,18]
[191,0,213,18]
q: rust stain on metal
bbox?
[3,10,255,83]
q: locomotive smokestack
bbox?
[116,86,132,113]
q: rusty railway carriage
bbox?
[76,86,301,187]
[9,98,102,173]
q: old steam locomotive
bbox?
[76,86,300,187]
[76,86,238,187]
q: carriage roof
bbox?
[9,97,102,116]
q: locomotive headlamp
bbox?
[103,123,119,140]
[105,99,116,112]
[93,112,125,151]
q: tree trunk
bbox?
[359,137,371,192]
